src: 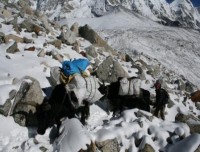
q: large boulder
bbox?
[19,19,44,35]
[96,56,129,83]
[58,25,76,45]
[175,113,200,134]
[96,138,120,152]
[11,76,44,126]
[79,24,116,55]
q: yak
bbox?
[98,78,151,116]
[36,83,90,135]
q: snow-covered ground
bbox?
[0,1,200,152]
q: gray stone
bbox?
[23,37,33,43]
[70,22,79,36]
[96,138,120,152]
[0,99,12,116]
[49,39,62,49]
[5,34,24,43]
[9,89,17,100]
[96,56,129,83]
[85,45,98,58]
[0,32,5,44]
[48,66,61,86]
[6,42,18,54]
[139,144,155,152]
[185,81,195,93]
[59,30,76,45]
[167,99,175,108]
[79,24,115,55]
[175,113,200,134]
[20,19,43,35]
[11,76,44,126]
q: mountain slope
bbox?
[33,0,200,29]
[62,8,200,88]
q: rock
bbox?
[24,46,35,51]
[23,37,33,43]
[167,98,175,108]
[96,56,129,83]
[185,81,195,93]
[6,42,19,54]
[39,15,54,34]
[0,99,12,116]
[4,34,24,43]
[0,32,5,44]
[79,24,115,55]
[48,66,61,86]
[175,113,200,134]
[96,138,120,152]
[17,0,33,15]
[70,22,79,36]
[139,144,155,152]
[11,76,44,126]
[37,49,46,57]
[0,8,12,19]
[58,25,76,45]
[72,40,80,53]
[85,45,98,58]
[20,19,43,35]
[49,39,62,49]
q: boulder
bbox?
[79,24,116,55]
[140,144,155,152]
[4,34,24,43]
[0,99,12,116]
[175,113,200,134]
[6,42,19,54]
[23,37,33,43]
[85,45,98,58]
[49,39,62,49]
[58,25,76,45]
[0,32,5,44]
[70,22,79,36]
[96,56,129,83]
[96,138,120,152]
[0,8,12,19]
[20,19,43,35]
[11,76,44,126]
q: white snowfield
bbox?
[0,0,200,152]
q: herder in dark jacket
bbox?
[153,80,169,120]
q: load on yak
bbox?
[50,58,103,108]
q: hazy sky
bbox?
[166,0,200,7]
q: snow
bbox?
[0,1,200,152]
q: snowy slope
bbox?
[0,1,200,152]
[32,0,200,29]
[61,8,200,88]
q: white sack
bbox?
[119,77,130,96]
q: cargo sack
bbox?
[119,77,142,97]
[66,74,103,108]
[62,58,90,77]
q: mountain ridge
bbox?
[32,0,200,30]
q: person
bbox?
[153,80,169,120]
